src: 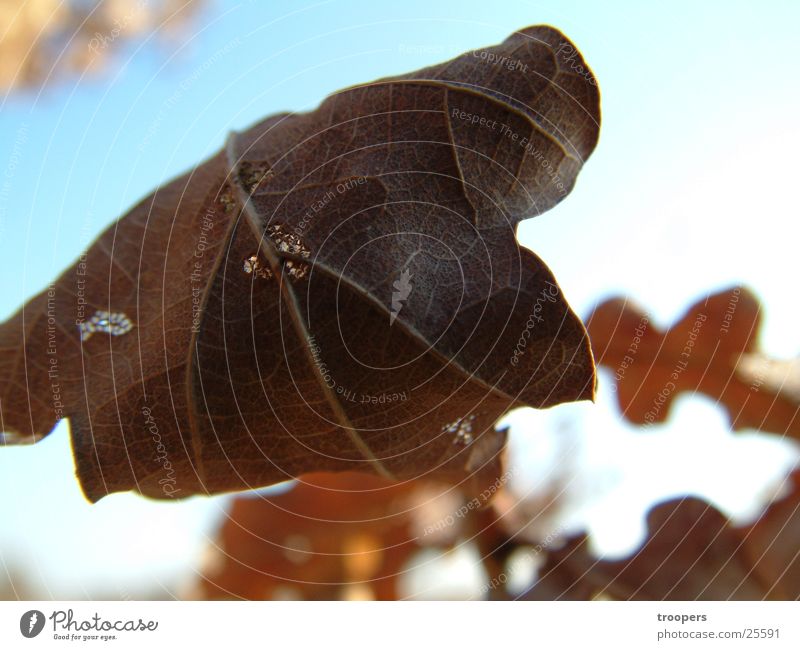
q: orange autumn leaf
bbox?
[191,473,466,601]
[587,287,800,437]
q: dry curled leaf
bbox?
[588,287,800,437]
[0,25,599,501]
[191,472,465,600]
[525,473,800,600]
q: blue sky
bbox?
[1,0,798,598]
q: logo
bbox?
[390,268,413,325]
[20,610,45,638]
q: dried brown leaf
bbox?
[191,472,461,600]
[0,26,599,500]
[526,473,800,600]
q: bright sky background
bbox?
[1,0,798,598]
